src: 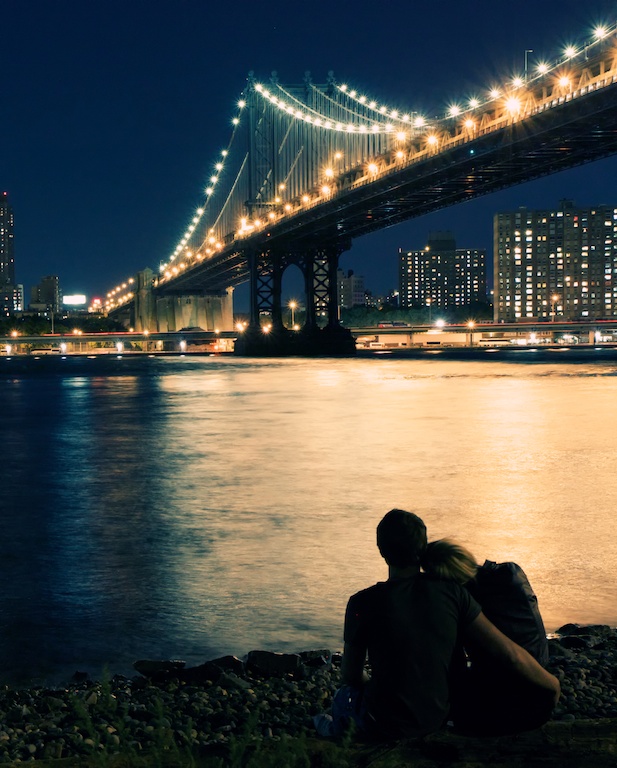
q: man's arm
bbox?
[465,612,560,705]
[341,642,369,687]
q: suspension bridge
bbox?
[105,25,617,354]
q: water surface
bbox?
[1,354,616,684]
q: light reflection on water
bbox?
[1,355,616,685]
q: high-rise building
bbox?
[0,191,16,316]
[399,232,486,310]
[30,275,62,313]
[494,202,617,322]
[337,269,366,308]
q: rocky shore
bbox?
[0,623,615,764]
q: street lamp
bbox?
[467,320,476,347]
[288,300,297,328]
[524,49,533,80]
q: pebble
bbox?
[0,626,614,761]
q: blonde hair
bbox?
[421,538,478,584]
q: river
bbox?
[1,352,616,685]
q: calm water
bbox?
[1,353,616,685]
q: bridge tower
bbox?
[234,73,356,355]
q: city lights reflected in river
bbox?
[1,355,616,684]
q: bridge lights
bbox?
[413,116,426,127]
[367,163,379,174]
[396,131,407,141]
[593,26,608,40]
[395,150,404,160]
[324,167,334,178]
[505,96,521,115]
[302,195,310,203]
[321,185,332,196]
[489,88,501,99]
[564,45,577,59]
[511,76,524,88]
[558,75,571,88]
[468,98,480,108]
[284,203,292,212]
[447,105,461,117]
[426,134,439,148]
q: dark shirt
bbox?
[344,573,481,737]
[466,560,549,668]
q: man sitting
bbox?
[337,509,560,739]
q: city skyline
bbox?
[3,0,617,306]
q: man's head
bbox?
[377,509,427,568]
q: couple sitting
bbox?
[318,508,559,739]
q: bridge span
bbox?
[105,27,617,355]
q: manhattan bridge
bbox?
[105,24,617,354]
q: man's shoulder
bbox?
[349,581,388,602]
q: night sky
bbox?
[3,0,617,308]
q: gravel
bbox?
[0,624,614,762]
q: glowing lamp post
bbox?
[467,320,476,347]
[288,300,297,329]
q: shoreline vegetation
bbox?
[0,624,615,766]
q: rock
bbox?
[299,650,332,669]
[246,650,303,676]
[560,635,591,650]
[207,655,245,675]
[133,659,186,678]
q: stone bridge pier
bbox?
[132,269,233,333]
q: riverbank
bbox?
[0,623,615,765]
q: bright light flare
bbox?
[505,96,521,114]
[594,26,608,39]
[564,45,577,58]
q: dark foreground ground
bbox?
[0,623,615,767]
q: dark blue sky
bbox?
[3,0,617,306]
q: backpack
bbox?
[466,560,549,667]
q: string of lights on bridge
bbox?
[105,21,616,312]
